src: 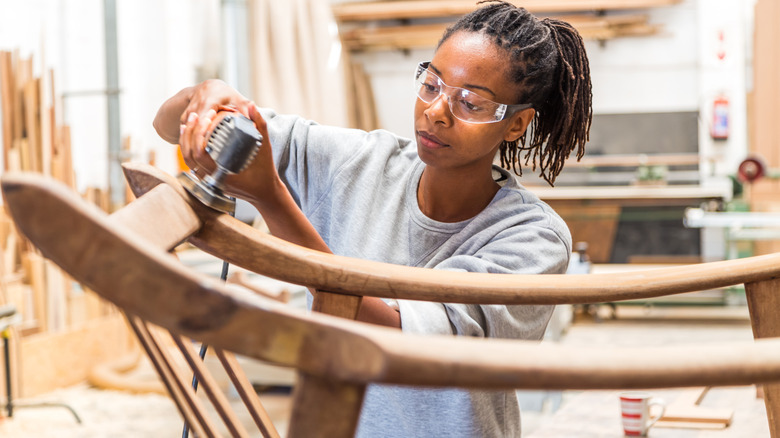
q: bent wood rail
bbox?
[4,169,780,438]
[120,162,780,437]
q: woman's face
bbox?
[414,31,532,174]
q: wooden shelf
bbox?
[333,0,683,22]
[336,1,680,51]
[341,15,662,51]
[564,153,702,168]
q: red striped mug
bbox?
[619,392,666,437]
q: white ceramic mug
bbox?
[619,392,666,437]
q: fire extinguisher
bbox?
[711,96,729,140]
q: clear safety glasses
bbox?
[414,62,532,124]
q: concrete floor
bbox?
[0,300,766,437]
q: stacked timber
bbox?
[0,51,133,399]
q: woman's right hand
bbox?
[178,79,254,126]
[153,79,253,145]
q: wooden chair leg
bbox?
[287,373,366,438]
[746,278,780,438]
[125,314,222,438]
[215,349,281,438]
[313,290,362,320]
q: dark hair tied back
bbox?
[439,1,593,186]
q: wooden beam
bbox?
[333,0,682,22]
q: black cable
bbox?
[181,258,230,438]
[182,208,234,438]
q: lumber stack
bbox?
[0,50,135,399]
[0,50,117,336]
[334,0,682,52]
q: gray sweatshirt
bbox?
[263,108,572,437]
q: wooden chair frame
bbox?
[3,164,780,438]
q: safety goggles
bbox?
[414,62,532,124]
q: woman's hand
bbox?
[178,79,254,126]
[179,101,282,207]
[153,79,253,145]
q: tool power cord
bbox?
[182,211,234,438]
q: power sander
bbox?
[177,109,263,213]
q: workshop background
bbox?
[0,0,778,436]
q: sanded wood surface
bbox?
[5,172,780,393]
[108,183,201,251]
[121,163,780,306]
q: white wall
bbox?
[0,0,220,193]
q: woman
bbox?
[154,2,591,436]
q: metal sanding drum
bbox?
[177,110,263,213]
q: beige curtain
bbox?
[248,0,350,127]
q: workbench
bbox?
[528,184,732,264]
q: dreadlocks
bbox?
[438,1,593,186]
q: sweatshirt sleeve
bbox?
[259,108,370,213]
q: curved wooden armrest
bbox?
[5,171,780,393]
[121,162,780,305]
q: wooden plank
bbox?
[349,60,380,131]
[40,69,52,177]
[58,125,76,189]
[44,259,67,331]
[11,53,27,146]
[333,0,682,22]
[660,406,733,425]
[22,251,46,333]
[0,51,14,170]
[23,78,42,173]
